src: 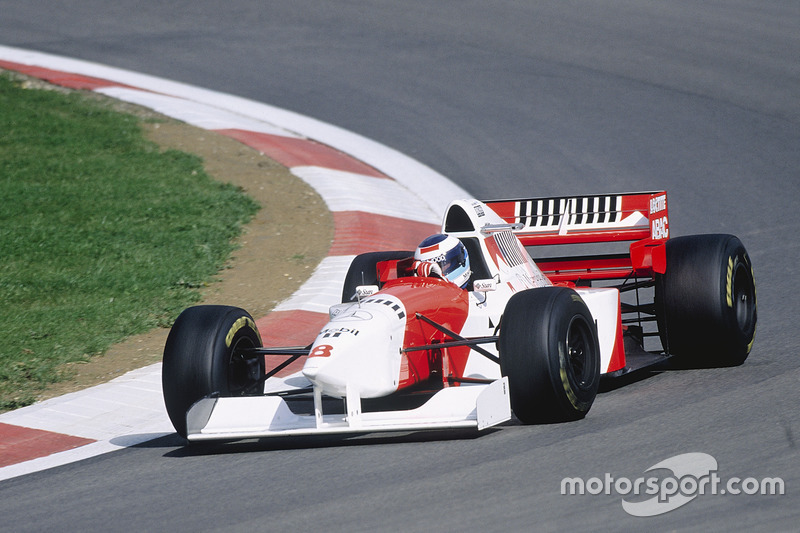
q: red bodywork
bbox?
[374,271,472,390]
[486,191,669,284]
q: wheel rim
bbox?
[566,316,594,387]
[227,336,262,395]
[733,263,755,333]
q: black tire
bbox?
[655,234,756,367]
[498,287,601,424]
[341,250,412,302]
[162,305,264,438]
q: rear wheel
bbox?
[656,234,756,367]
[341,250,412,302]
[499,287,601,424]
[162,305,264,438]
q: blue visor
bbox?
[438,244,467,275]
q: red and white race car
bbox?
[162,191,757,441]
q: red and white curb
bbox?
[0,45,468,480]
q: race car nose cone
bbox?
[302,365,319,380]
[302,357,348,397]
[301,297,406,398]
[302,356,323,381]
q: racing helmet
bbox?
[414,234,471,288]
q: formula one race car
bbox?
[162,191,757,441]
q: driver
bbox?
[413,234,472,289]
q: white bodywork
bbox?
[302,297,407,398]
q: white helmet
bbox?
[414,234,471,288]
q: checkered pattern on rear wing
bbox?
[484,191,668,246]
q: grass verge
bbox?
[0,73,260,410]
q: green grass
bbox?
[0,73,259,410]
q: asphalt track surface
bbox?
[1,1,799,530]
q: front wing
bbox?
[185,377,511,442]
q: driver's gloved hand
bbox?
[414,260,443,279]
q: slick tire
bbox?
[341,250,412,302]
[499,287,601,424]
[162,305,264,438]
[655,234,756,367]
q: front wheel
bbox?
[162,305,265,438]
[498,287,601,424]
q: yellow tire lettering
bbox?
[726,257,734,308]
[225,316,258,347]
[559,345,581,410]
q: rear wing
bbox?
[484,191,668,246]
[483,191,669,282]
